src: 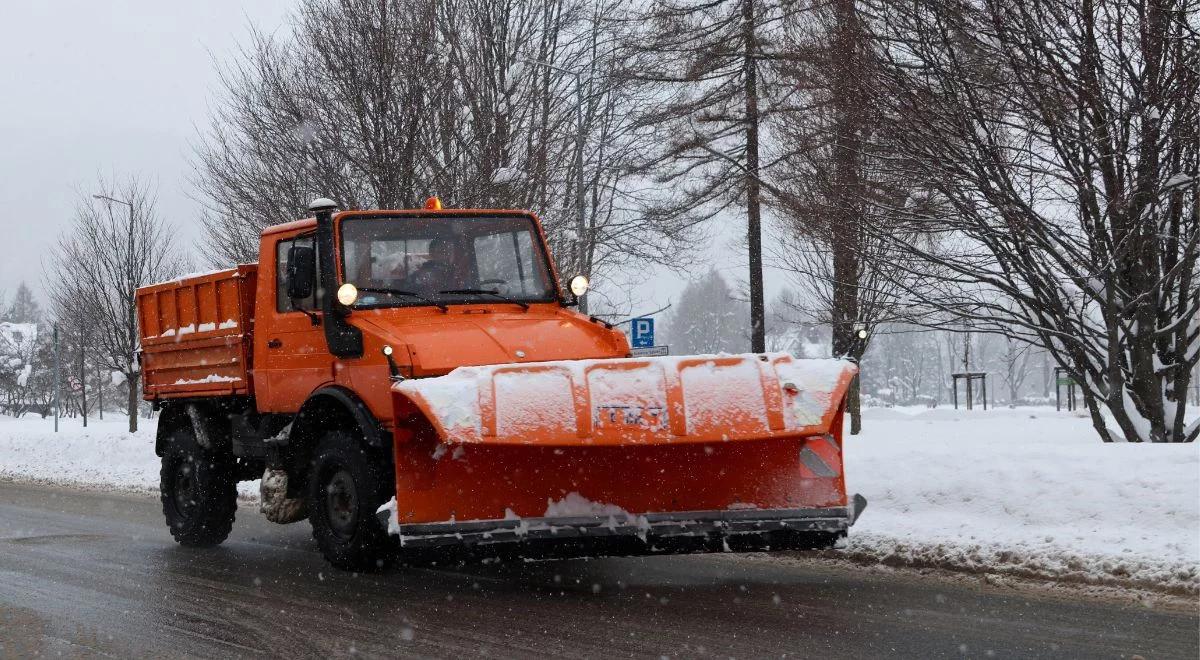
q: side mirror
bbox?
[286,245,316,300]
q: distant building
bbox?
[766,324,830,358]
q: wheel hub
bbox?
[325,469,358,538]
[173,461,196,514]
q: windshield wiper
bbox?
[357,287,449,312]
[439,289,530,311]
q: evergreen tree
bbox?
[664,269,750,354]
[6,282,41,324]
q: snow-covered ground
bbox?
[0,415,259,498]
[0,416,161,491]
[0,408,1196,593]
[844,407,1199,594]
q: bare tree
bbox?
[624,0,807,353]
[194,0,697,295]
[859,325,942,405]
[47,177,183,433]
[0,319,39,416]
[761,0,940,431]
[870,0,1200,441]
[997,336,1034,405]
[51,292,98,425]
[764,289,835,357]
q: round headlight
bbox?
[381,344,393,357]
[569,275,589,297]
[337,282,359,306]
[856,328,869,339]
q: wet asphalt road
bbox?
[0,480,1196,659]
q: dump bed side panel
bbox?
[138,265,257,399]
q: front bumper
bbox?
[385,494,867,553]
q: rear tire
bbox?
[307,431,393,571]
[159,420,237,547]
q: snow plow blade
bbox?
[386,353,861,555]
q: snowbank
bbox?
[0,416,162,491]
[843,407,1199,594]
[0,407,1195,593]
[0,416,258,498]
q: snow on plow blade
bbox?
[386,353,862,553]
[394,353,855,447]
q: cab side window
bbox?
[275,234,321,313]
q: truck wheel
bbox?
[159,421,238,547]
[307,431,393,571]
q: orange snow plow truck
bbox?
[137,198,864,570]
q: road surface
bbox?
[0,480,1196,659]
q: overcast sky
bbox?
[0,0,294,298]
[0,1,787,332]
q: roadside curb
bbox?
[824,535,1198,598]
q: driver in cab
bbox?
[405,237,469,292]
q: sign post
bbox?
[1054,367,1076,411]
[53,324,59,433]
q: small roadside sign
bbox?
[630,317,655,348]
[631,345,669,357]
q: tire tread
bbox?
[159,423,238,548]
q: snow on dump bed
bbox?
[393,353,854,440]
[172,374,241,385]
[143,268,238,289]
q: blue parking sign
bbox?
[631,317,654,348]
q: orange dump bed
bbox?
[138,266,257,399]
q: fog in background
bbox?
[0,1,292,294]
[0,1,789,334]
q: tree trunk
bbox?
[829,0,865,432]
[127,373,139,433]
[847,374,862,434]
[1042,349,1050,398]
[80,352,88,428]
[743,0,765,353]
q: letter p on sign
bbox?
[631,317,654,348]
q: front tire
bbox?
[159,420,237,547]
[307,431,393,571]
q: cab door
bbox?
[255,233,333,413]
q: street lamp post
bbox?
[519,58,588,313]
[93,194,137,432]
[53,323,59,433]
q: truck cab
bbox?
[251,200,628,427]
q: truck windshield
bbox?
[340,215,558,308]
